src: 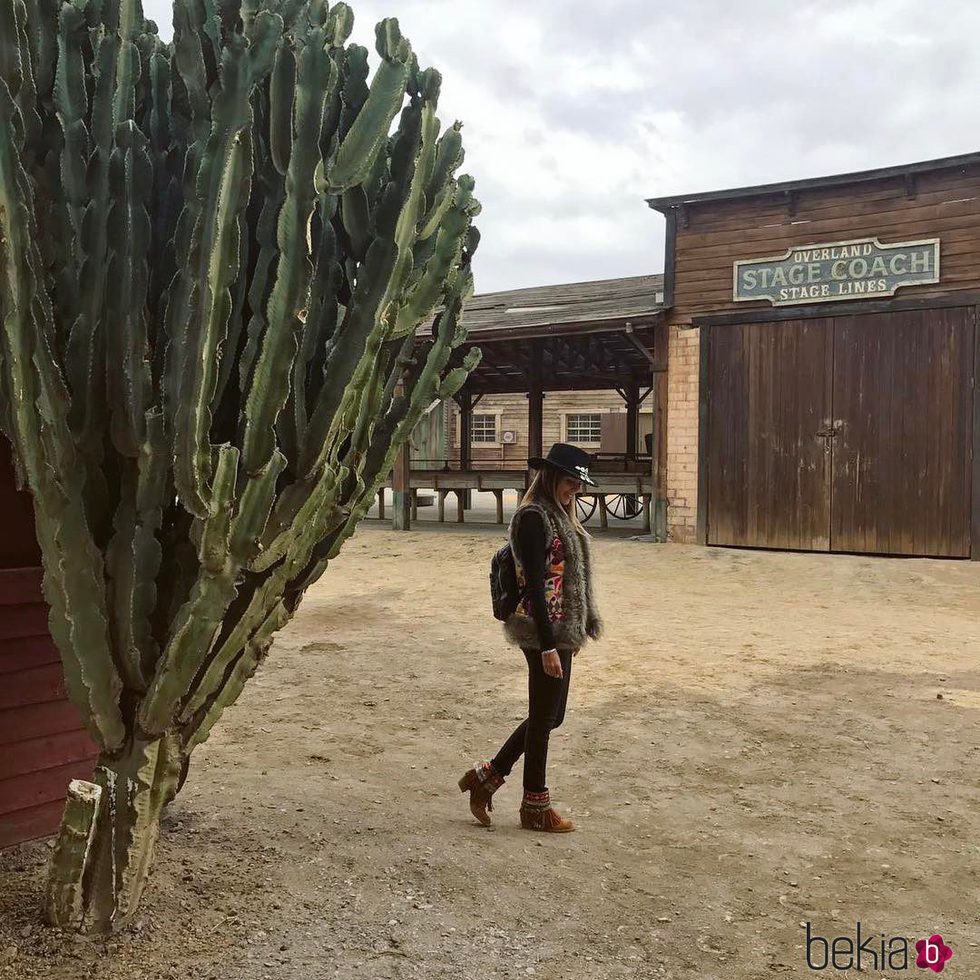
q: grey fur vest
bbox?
[502,499,603,652]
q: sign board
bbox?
[733,237,940,306]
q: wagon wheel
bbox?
[607,493,642,520]
[576,494,598,523]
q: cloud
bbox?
[141,1,980,293]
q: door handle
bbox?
[815,420,843,452]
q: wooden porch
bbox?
[378,463,656,531]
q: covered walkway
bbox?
[381,275,669,537]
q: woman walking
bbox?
[458,443,603,832]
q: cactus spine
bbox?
[0,0,480,933]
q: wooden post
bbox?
[642,494,652,534]
[522,340,543,487]
[625,382,640,463]
[493,490,504,524]
[527,389,544,462]
[456,489,465,523]
[457,390,473,509]
[526,343,545,487]
[437,489,447,523]
[392,383,411,531]
[377,488,385,521]
[598,494,608,529]
[410,488,418,522]
[652,322,669,543]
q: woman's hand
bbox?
[541,648,563,678]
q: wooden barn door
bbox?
[830,308,975,557]
[704,307,976,556]
[705,319,834,549]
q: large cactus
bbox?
[0,0,480,933]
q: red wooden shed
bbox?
[0,440,97,847]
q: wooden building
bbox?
[387,274,668,531]
[0,441,97,847]
[648,151,980,556]
[414,277,662,472]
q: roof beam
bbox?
[622,323,658,368]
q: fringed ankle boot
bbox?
[519,789,575,833]
[457,761,505,826]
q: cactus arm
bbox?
[288,195,340,463]
[237,86,282,393]
[171,1,211,141]
[180,472,350,728]
[418,181,453,241]
[335,43,369,143]
[321,19,411,194]
[23,0,60,109]
[228,448,287,564]
[340,184,370,260]
[424,120,464,218]
[111,733,182,922]
[168,14,282,515]
[183,606,284,752]
[305,93,438,475]
[249,465,343,572]
[106,120,153,457]
[321,306,480,565]
[104,462,149,692]
[67,0,144,443]
[145,47,178,341]
[210,195,252,438]
[138,445,241,734]
[178,557,297,729]
[395,171,480,337]
[0,0,42,157]
[104,411,167,692]
[268,41,294,175]
[241,20,338,473]
[52,2,90,247]
[159,4,212,431]
[300,101,424,475]
[0,79,126,750]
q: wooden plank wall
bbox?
[669,166,980,323]
[0,444,97,848]
[0,568,98,847]
[442,390,652,468]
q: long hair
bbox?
[520,464,589,536]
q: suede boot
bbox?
[519,789,575,833]
[457,761,505,826]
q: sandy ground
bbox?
[2,524,980,979]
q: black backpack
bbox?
[490,542,525,621]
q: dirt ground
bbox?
[2,524,979,979]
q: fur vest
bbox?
[502,499,603,652]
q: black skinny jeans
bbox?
[490,647,573,793]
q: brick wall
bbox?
[666,326,700,542]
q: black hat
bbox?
[528,442,598,487]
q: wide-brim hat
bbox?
[528,442,598,487]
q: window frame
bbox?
[561,411,603,447]
[453,408,504,447]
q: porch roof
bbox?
[422,275,666,395]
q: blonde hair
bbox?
[519,464,590,536]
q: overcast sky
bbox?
[143,1,980,293]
